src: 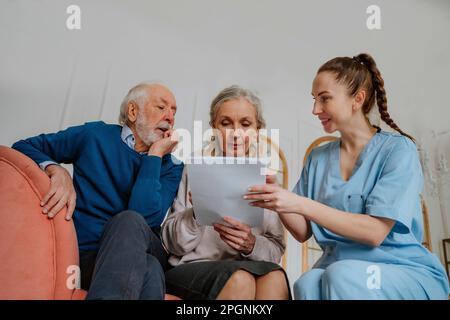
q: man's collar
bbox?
[121,124,172,159]
[121,124,139,152]
[121,124,134,142]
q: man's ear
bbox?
[127,101,138,123]
[352,90,366,112]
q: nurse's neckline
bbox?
[335,125,381,183]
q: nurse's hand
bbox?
[265,174,277,185]
[213,216,256,255]
[244,184,303,214]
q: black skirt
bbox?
[165,260,291,300]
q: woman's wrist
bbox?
[295,195,312,217]
[241,235,256,256]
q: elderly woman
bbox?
[162,85,290,300]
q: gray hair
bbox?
[209,85,266,129]
[118,82,161,125]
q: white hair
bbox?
[209,85,266,129]
[118,82,164,125]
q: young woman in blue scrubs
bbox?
[245,53,450,299]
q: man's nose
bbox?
[164,108,175,125]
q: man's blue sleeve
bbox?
[12,123,90,165]
[128,156,184,227]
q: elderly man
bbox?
[12,83,184,300]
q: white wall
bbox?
[1,0,449,284]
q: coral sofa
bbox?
[0,146,179,300]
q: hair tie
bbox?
[353,56,364,65]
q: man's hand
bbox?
[148,129,179,157]
[42,164,76,221]
[213,216,256,255]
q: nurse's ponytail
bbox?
[318,53,415,142]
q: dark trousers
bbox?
[79,210,168,300]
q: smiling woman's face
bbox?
[311,71,356,134]
[213,98,258,157]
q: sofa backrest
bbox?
[0,146,80,299]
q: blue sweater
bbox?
[12,121,184,251]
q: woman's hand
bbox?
[265,174,277,185]
[213,216,256,255]
[244,184,303,214]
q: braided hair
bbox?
[317,53,414,141]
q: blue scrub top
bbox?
[294,130,449,295]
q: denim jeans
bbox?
[79,210,167,300]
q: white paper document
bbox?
[187,157,267,227]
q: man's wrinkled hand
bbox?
[42,164,76,221]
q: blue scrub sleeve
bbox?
[292,152,313,197]
[365,137,423,234]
